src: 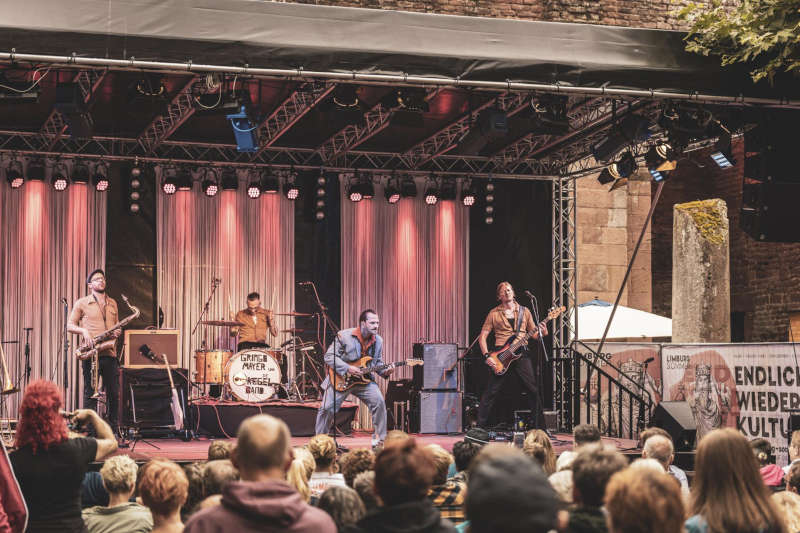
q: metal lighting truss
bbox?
[135,76,209,155]
[38,69,108,150]
[551,173,577,431]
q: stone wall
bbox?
[289,0,730,30]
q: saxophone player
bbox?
[67,269,121,425]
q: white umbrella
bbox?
[570,298,672,340]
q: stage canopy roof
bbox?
[0,1,796,178]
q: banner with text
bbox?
[662,343,800,465]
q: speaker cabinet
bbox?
[121,367,188,429]
[741,180,800,243]
[411,391,462,434]
[124,329,180,367]
[652,401,697,451]
[412,343,458,390]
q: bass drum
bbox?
[226,349,282,402]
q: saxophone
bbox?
[75,295,140,398]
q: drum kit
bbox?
[193,311,324,403]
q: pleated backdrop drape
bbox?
[340,180,468,431]
[0,180,106,414]
[156,169,295,380]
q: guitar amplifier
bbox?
[409,390,462,434]
[124,329,180,367]
[412,343,458,390]
[120,367,188,429]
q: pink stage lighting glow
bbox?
[387,192,401,204]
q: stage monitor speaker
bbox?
[412,343,458,390]
[414,391,461,434]
[124,329,180,367]
[121,367,188,429]
[652,401,696,451]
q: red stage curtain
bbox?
[0,178,106,413]
[340,179,469,431]
[156,169,295,383]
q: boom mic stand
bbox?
[191,278,221,399]
[300,281,347,452]
[61,298,70,407]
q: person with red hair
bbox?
[10,380,117,533]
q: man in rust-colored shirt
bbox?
[477,281,547,430]
[67,268,121,423]
[230,292,279,350]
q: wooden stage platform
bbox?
[111,432,641,463]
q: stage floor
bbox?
[111,432,640,463]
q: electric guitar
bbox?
[485,306,565,375]
[142,351,185,430]
[328,356,424,392]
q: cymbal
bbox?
[275,311,312,317]
[280,328,305,334]
[201,320,244,327]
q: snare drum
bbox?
[194,350,233,384]
[226,349,282,402]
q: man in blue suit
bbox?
[314,309,393,447]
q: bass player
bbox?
[477,281,548,430]
[67,269,121,424]
[314,309,393,448]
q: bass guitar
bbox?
[485,306,565,375]
[328,356,423,393]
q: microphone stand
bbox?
[61,298,70,404]
[22,328,32,388]
[525,293,558,437]
[191,279,221,400]
[301,282,347,452]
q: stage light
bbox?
[260,172,280,194]
[360,176,374,199]
[51,162,69,191]
[485,216,494,224]
[424,177,439,206]
[129,203,140,213]
[221,169,238,191]
[93,162,109,191]
[484,179,495,224]
[130,191,140,201]
[458,108,508,155]
[247,170,262,199]
[72,161,89,185]
[591,114,652,163]
[27,160,45,181]
[385,182,401,204]
[227,105,258,152]
[315,210,325,220]
[711,132,735,168]
[285,181,300,200]
[176,168,193,191]
[440,179,457,201]
[400,176,417,198]
[131,164,142,179]
[348,182,363,202]
[597,168,615,185]
[162,168,177,195]
[461,180,476,206]
[609,151,637,180]
[5,159,23,188]
[645,143,677,182]
[316,199,325,209]
[202,169,219,197]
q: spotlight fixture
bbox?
[608,151,637,180]
[226,105,259,152]
[27,160,45,181]
[597,168,615,185]
[591,114,652,163]
[72,161,90,184]
[285,180,300,200]
[5,159,23,188]
[644,143,677,182]
[247,171,261,199]
[461,180,476,206]
[347,181,363,202]
[260,171,280,194]
[424,177,440,206]
[162,167,178,195]
[439,179,457,201]
[484,179,494,224]
[360,175,375,199]
[315,210,326,221]
[128,162,142,213]
[385,180,401,204]
[130,163,142,179]
[333,86,359,108]
[221,169,238,191]
[400,176,417,198]
[51,162,69,191]
[202,169,219,197]
[711,131,735,169]
[92,162,109,191]
[176,168,193,191]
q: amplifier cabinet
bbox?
[124,329,180,368]
[412,343,458,390]
[410,390,462,434]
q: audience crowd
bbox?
[8,379,800,533]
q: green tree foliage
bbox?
[677,0,800,83]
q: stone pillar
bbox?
[672,199,730,342]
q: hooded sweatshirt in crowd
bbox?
[183,479,335,533]
[345,499,457,533]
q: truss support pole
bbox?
[552,174,577,432]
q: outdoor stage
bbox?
[110,432,640,463]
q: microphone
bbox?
[643,357,655,364]
[298,281,313,286]
[212,278,222,283]
[60,297,68,305]
[139,344,156,361]
[524,290,536,300]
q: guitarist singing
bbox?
[477,281,548,430]
[314,309,393,448]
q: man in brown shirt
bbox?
[477,281,547,430]
[230,292,279,351]
[67,268,121,423]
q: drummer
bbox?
[230,292,279,351]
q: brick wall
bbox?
[289,0,728,30]
[651,139,800,342]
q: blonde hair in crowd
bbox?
[287,447,316,502]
